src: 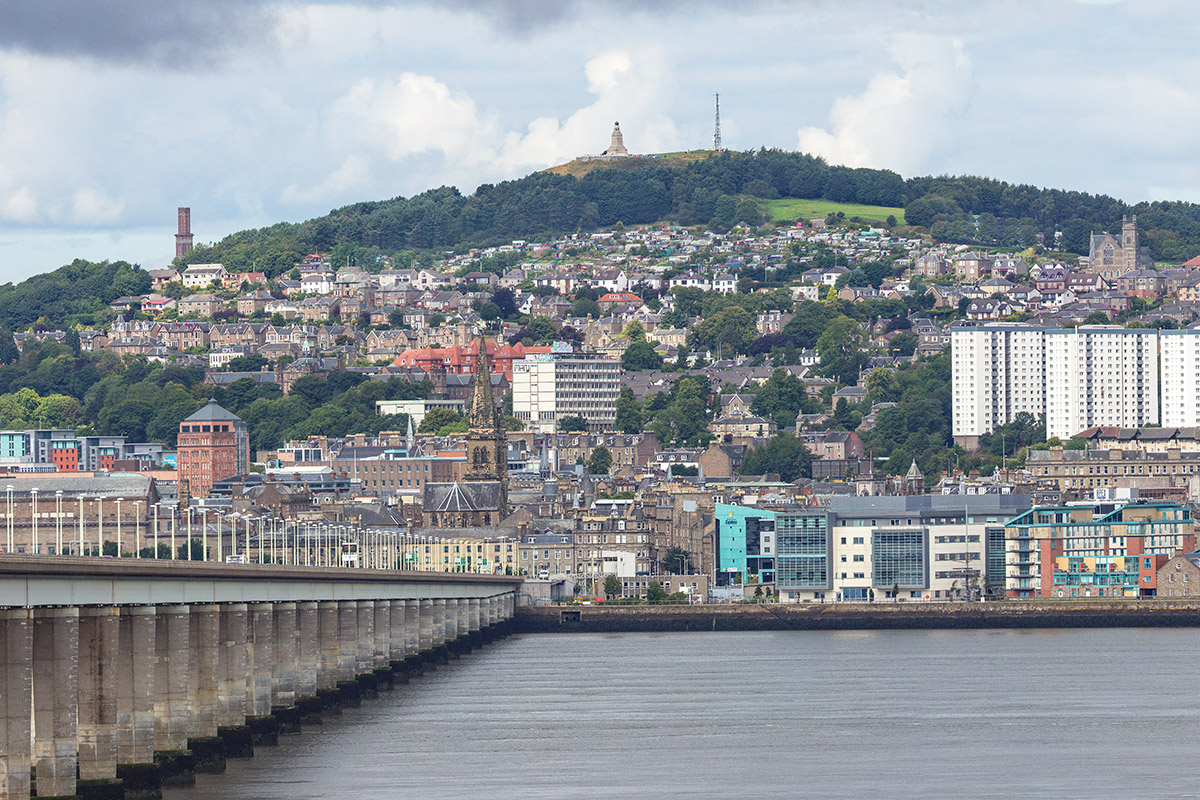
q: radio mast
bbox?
[713,93,722,151]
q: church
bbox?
[421,338,509,528]
[1088,215,1154,283]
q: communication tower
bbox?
[713,93,722,151]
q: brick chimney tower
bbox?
[175,207,194,259]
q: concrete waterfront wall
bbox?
[514,600,1200,633]
[0,557,519,800]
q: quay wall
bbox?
[514,601,1200,633]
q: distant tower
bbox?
[713,93,722,151]
[175,207,194,259]
[605,122,629,157]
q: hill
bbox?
[543,149,720,179]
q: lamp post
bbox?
[96,496,104,556]
[152,503,160,558]
[77,495,85,556]
[214,511,221,564]
[5,485,12,554]
[55,491,63,555]
[133,501,142,558]
[199,508,209,562]
[30,488,38,555]
[114,498,122,558]
[170,506,177,560]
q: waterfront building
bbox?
[717,495,1031,602]
[1025,446,1200,502]
[1156,552,1200,598]
[1004,501,1194,599]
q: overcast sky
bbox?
[0,0,1196,281]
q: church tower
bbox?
[464,338,508,503]
[1122,215,1139,273]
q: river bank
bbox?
[514,600,1200,632]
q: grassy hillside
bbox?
[764,198,906,225]
[543,149,719,178]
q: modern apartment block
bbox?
[1044,327,1158,440]
[951,323,1046,449]
[511,348,620,432]
[952,324,1162,446]
[1004,501,1194,599]
[0,429,169,471]
[1159,329,1200,426]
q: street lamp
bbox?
[5,485,12,554]
[114,498,122,558]
[133,500,142,557]
[30,488,38,555]
[152,503,160,558]
[96,497,104,556]
[199,508,209,562]
[55,491,63,555]
[77,495,85,556]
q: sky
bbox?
[0,0,1198,282]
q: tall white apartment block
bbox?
[1043,326,1158,440]
[951,325,1046,449]
[1160,330,1200,426]
[512,349,620,433]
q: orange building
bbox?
[177,400,250,499]
[392,339,550,381]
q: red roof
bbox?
[1182,255,1200,268]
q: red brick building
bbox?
[178,400,249,499]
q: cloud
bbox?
[797,34,972,174]
[0,1,278,67]
[293,49,680,201]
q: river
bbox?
[174,629,1200,799]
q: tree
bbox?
[603,573,622,598]
[226,353,268,372]
[816,316,869,383]
[1082,310,1111,325]
[621,339,664,371]
[586,445,612,475]
[417,407,465,433]
[888,330,918,357]
[614,387,643,433]
[661,546,692,574]
[558,415,588,432]
[738,433,813,482]
[646,581,668,604]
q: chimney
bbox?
[175,207,194,259]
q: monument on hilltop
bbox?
[602,122,629,157]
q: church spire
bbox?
[468,337,499,432]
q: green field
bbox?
[764,198,906,225]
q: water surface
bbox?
[175,630,1200,799]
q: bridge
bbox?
[0,557,520,799]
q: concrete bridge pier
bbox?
[445,598,462,656]
[386,600,407,679]
[116,606,157,799]
[432,599,448,663]
[353,601,377,698]
[336,601,361,706]
[0,608,32,800]
[154,604,194,787]
[216,604,252,761]
[424,599,439,662]
[186,604,223,774]
[271,602,299,733]
[32,606,80,799]
[78,606,121,799]
[294,602,321,723]
[315,601,341,715]
[246,603,278,746]
[372,601,393,689]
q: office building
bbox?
[511,347,620,432]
